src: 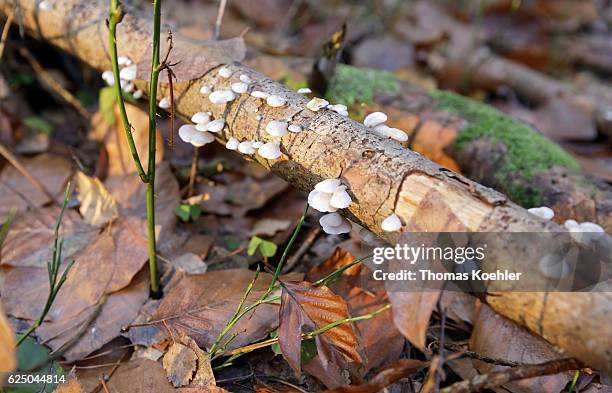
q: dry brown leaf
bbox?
[0,303,16,376]
[278,281,361,377]
[387,291,439,351]
[163,342,198,387]
[0,154,72,216]
[251,218,292,237]
[0,206,97,268]
[469,302,571,393]
[54,372,86,393]
[150,269,287,350]
[183,336,215,387]
[103,358,175,393]
[76,171,118,227]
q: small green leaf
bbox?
[23,116,53,135]
[259,239,277,258]
[189,204,202,221]
[300,338,318,365]
[175,204,191,222]
[270,329,282,355]
[247,236,263,256]
[99,86,116,125]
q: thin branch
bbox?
[213,0,227,40]
[0,6,14,60]
[439,358,583,393]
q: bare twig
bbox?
[282,225,320,273]
[0,6,14,60]
[185,146,199,197]
[439,358,582,393]
[17,46,90,120]
[213,0,227,40]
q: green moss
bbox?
[280,74,308,91]
[432,90,580,206]
[325,64,400,107]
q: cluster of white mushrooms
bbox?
[363,112,408,142]
[528,206,606,244]
[101,56,144,99]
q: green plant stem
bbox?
[108,0,147,182]
[313,254,372,287]
[108,0,162,297]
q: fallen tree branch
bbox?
[2,0,611,374]
[439,358,582,393]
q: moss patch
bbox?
[432,90,580,206]
[325,64,400,107]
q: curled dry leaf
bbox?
[278,281,362,379]
[163,342,198,387]
[0,303,16,376]
[98,358,175,393]
[251,218,292,237]
[76,171,118,227]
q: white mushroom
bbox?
[328,104,348,116]
[225,137,240,150]
[158,96,171,109]
[195,123,209,131]
[218,66,233,78]
[178,124,197,143]
[255,115,262,121]
[238,141,256,155]
[266,95,287,107]
[528,206,555,221]
[319,213,351,234]
[265,121,288,137]
[297,87,312,94]
[117,56,132,66]
[329,185,352,209]
[373,124,408,142]
[132,90,143,99]
[39,0,53,11]
[191,112,211,125]
[206,119,225,133]
[306,97,329,112]
[239,74,252,83]
[314,178,342,193]
[564,219,579,230]
[307,190,337,213]
[251,90,269,99]
[381,214,401,232]
[288,124,302,133]
[119,64,137,81]
[257,142,282,160]
[252,141,264,149]
[122,82,135,93]
[231,82,249,94]
[209,90,236,104]
[199,84,212,94]
[190,131,215,147]
[101,70,114,85]
[364,112,388,128]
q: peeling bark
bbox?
[2,0,610,373]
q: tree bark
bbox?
[1,0,610,373]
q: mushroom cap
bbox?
[209,90,236,104]
[158,96,171,109]
[364,112,388,128]
[266,95,287,107]
[178,124,197,143]
[330,187,352,209]
[288,124,302,133]
[527,206,555,221]
[199,84,211,94]
[251,90,269,98]
[265,121,288,137]
[373,125,408,142]
[231,82,249,94]
[101,70,114,85]
[297,87,312,94]
[321,216,352,234]
[239,74,252,83]
[119,64,137,81]
[564,219,579,229]
[257,142,282,160]
[578,222,605,233]
[190,131,215,147]
[238,141,256,154]
[195,122,209,131]
[381,214,402,232]
[218,66,233,78]
[308,190,337,213]
[319,212,344,227]
[328,104,348,116]
[306,97,329,112]
[206,119,225,133]
[225,137,240,150]
[314,178,341,194]
[252,141,264,149]
[133,90,143,99]
[191,112,211,124]
[118,56,132,66]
